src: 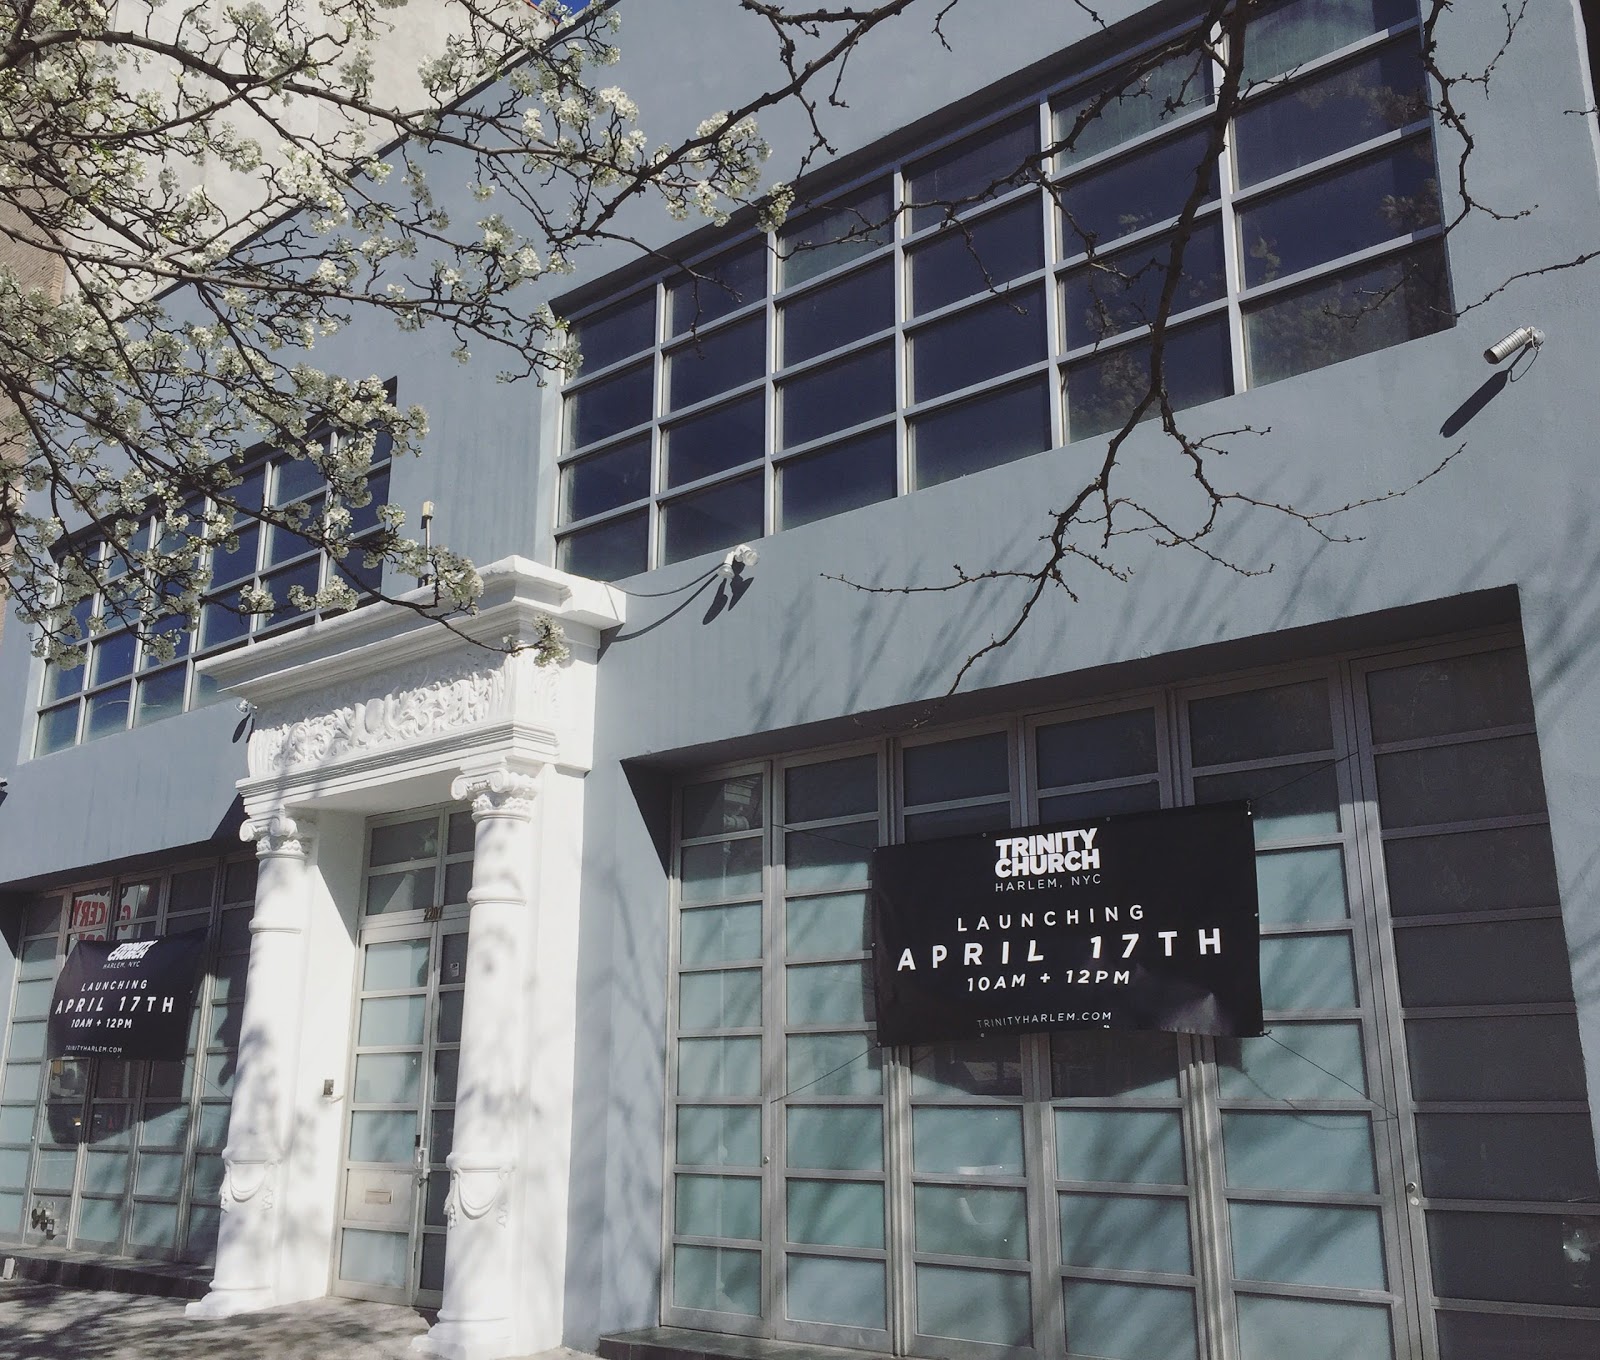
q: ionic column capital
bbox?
[451,762,542,821]
[239,811,317,858]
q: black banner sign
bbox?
[870,803,1262,1044]
[46,930,209,1061]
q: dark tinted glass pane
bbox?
[1383,826,1558,917]
[683,773,765,838]
[910,1038,1024,1096]
[85,684,132,740]
[661,473,765,566]
[670,242,767,334]
[1063,222,1226,348]
[666,394,764,488]
[1190,681,1332,764]
[1367,649,1534,743]
[781,344,893,448]
[266,512,317,568]
[1394,919,1574,1007]
[1037,709,1158,788]
[1066,316,1232,442]
[1060,127,1217,254]
[1242,0,1418,85]
[1436,1308,1600,1360]
[572,291,656,373]
[1193,762,1339,839]
[668,316,765,411]
[904,732,1009,805]
[1246,243,1451,386]
[780,428,896,530]
[90,630,137,686]
[782,259,893,366]
[1051,1030,1179,1097]
[1055,48,1213,165]
[908,115,1039,230]
[35,703,80,756]
[1241,140,1439,289]
[566,361,653,450]
[557,513,648,582]
[1039,784,1162,822]
[910,200,1044,315]
[258,557,321,626]
[273,452,324,506]
[200,594,249,650]
[1417,1113,1599,1202]
[786,755,877,823]
[780,181,893,287]
[1427,1210,1600,1308]
[561,438,651,523]
[1236,41,1428,187]
[1407,1015,1588,1102]
[912,286,1046,403]
[135,666,187,726]
[913,378,1051,489]
[209,524,259,586]
[228,464,266,519]
[904,803,1013,842]
[347,467,390,538]
[1375,735,1546,828]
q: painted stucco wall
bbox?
[2,0,1600,1346]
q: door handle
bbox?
[415,1144,430,1185]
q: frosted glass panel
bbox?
[787,1035,881,1097]
[1237,1295,1394,1360]
[676,1173,761,1240]
[1059,1193,1192,1274]
[348,1110,418,1164]
[786,893,870,957]
[1,1064,41,1104]
[1223,1112,1375,1192]
[32,1149,77,1191]
[680,969,762,1030]
[914,1107,1024,1176]
[1256,848,1347,925]
[678,1106,761,1167]
[0,1105,35,1145]
[915,1184,1027,1260]
[916,1264,1032,1346]
[363,939,429,991]
[1064,1280,1198,1360]
[678,1037,761,1098]
[0,1192,20,1235]
[788,1178,885,1248]
[1218,1022,1367,1101]
[13,979,56,1019]
[681,839,763,904]
[354,1053,423,1105]
[788,1107,883,1171]
[787,962,872,1025]
[195,1103,230,1149]
[786,822,876,892]
[0,1147,28,1186]
[76,1195,124,1243]
[359,995,426,1047]
[674,1244,761,1316]
[340,1227,409,1287]
[681,903,762,966]
[1057,1109,1186,1185]
[5,1022,46,1062]
[129,1200,180,1248]
[1259,933,1357,1011]
[135,1151,186,1197]
[786,1254,886,1330]
[1231,1202,1386,1289]
[365,867,434,916]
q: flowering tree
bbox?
[0,0,924,665]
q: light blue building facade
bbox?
[3,3,1600,1359]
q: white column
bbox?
[187,812,316,1319]
[415,766,540,1360]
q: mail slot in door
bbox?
[343,1167,415,1228]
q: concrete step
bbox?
[1,1245,210,1299]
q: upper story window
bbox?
[556,0,1450,581]
[33,432,393,757]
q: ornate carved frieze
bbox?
[249,652,515,776]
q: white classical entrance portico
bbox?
[182,558,622,1360]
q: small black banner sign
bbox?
[46,930,209,1061]
[870,803,1262,1044]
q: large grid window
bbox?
[34,431,393,757]
[0,857,255,1262]
[558,0,1451,580]
[665,637,1599,1360]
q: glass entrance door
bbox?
[334,920,466,1304]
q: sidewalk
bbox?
[0,1278,433,1359]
